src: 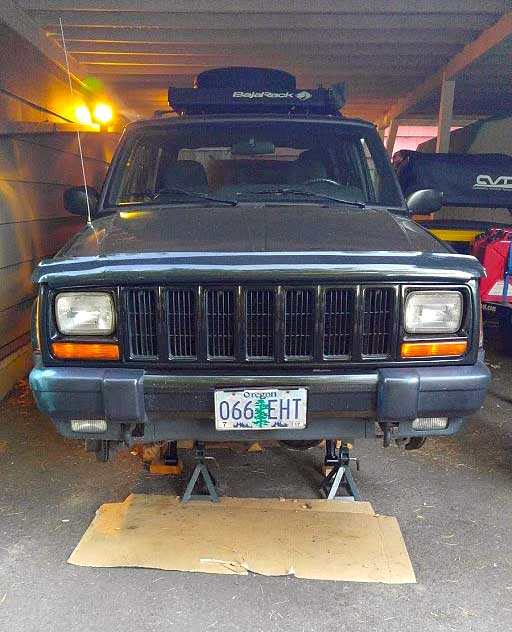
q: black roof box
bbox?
[168,67,346,117]
[196,67,296,91]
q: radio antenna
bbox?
[59,18,92,227]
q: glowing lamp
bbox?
[75,105,92,125]
[93,103,113,124]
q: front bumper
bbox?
[29,355,490,443]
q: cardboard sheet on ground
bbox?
[68,494,415,584]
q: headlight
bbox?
[55,292,115,335]
[405,291,463,334]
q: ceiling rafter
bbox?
[379,11,512,127]
[1,0,83,79]
[29,11,501,30]
[43,28,482,45]
[17,0,512,14]
[5,1,512,123]
[0,0,137,120]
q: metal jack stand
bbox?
[320,440,361,501]
[181,441,219,504]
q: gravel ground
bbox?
[1,330,511,632]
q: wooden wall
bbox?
[0,131,119,360]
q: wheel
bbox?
[278,440,323,450]
[395,437,427,451]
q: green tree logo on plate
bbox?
[253,397,270,428]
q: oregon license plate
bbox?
[214,387,307,430]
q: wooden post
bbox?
[436,78,456,153]
[386,119,399,157]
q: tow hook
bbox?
[122,423,137,447]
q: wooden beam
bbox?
[81,64,426,80]
[0,121,108,134]
[0,0,138,121]
[18,0,512,13]
[386,120,399,156]
[378,11,512,126]
[436,79,456,153]
[30,11,497,30]
[397,115,482,126]
[446,12,512,78]
[73,53,449,69]
[67,41,461,56]
[0,0,83,81]
[45,27,479,45]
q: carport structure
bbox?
[6,3,512,118]
[3,1,512,125]
[1,1,512,394]
[3,4,512,632]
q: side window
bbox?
[116,141,159,202]
[330,140,369,202]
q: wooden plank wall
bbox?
[0,131,119,360]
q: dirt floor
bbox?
[1,329,512,632]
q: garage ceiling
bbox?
[12,1,512,123]
[410,37,512,119]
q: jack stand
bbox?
[181,442,219,504]
[320,440,361,501]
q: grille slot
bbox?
[206,289,235,358]
[127,289,158,359]
[361,288,394,356]
[168,289,196,358]
[246,289,274,359]
[323,288,353,357]
[284,289,315,358]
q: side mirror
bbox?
[63,186,99,216]
[406,189,443,215]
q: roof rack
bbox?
[167,67,346,117]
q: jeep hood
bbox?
[33,204,484,285]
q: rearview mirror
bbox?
[63,186,99,216]
[406,189,443,215]
[232,138,275,155]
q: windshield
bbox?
[105,120,404,209]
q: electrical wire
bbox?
[59,18,92,227]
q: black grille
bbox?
[361,288,394,356]
[246,290,274,359]
[127,289,158,359]
[168,289,196,358]
[206,289,235,358]
[323,288,353,357]
[124,284,398,364]
[284,289,314,357]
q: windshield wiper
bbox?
[117,187,238,207]
[154,186,238,206]
[246,187,366,208]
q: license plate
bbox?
[214,387,307,430]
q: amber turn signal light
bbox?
[52,342,119,360]
[401,340,467,358]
